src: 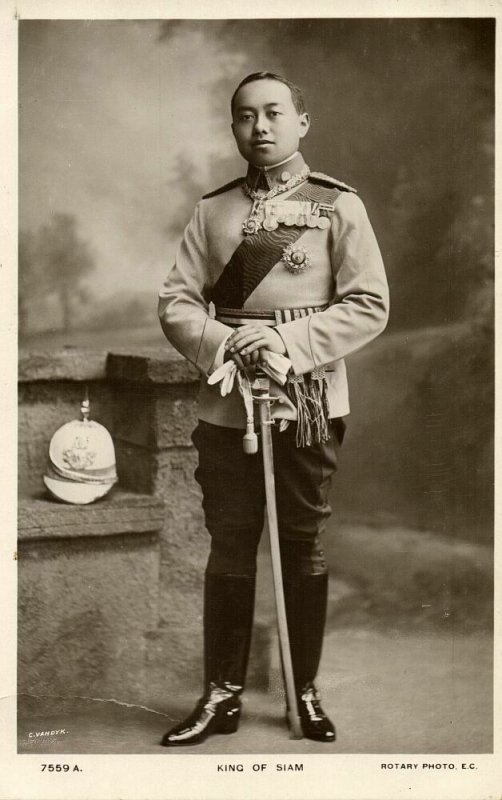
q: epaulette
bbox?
[309,172,357,193]
[202,177,245,200]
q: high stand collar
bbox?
[245,152,307,193]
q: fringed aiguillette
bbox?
[287,367,331,447]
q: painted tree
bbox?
[18,229,39,336]
[20,214,95,334]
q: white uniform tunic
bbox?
[158,159,389,430]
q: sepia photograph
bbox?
[1,2,499,799]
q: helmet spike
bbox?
[81,386,90,421]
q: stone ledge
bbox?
[106,348,199,385]
[18,491,165,541]
[18,347,199,386]
[19,349,109,383]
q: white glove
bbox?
[259,351,292,385]
[207,360,237,397]
[207,351,291,396]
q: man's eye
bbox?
[269,111,281,117]
[240,114,254,122]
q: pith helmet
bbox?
[43,394,117,504]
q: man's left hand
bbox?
[225,325,287,361]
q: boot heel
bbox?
[215,705,241,734]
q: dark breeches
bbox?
[192,419,345,577]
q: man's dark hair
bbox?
[231,72,307,116]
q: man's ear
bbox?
[231,122,236,139]
[298,112,310,140]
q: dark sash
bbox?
[211,181,341,309]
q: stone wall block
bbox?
[114,444,204,534]
[112,384,198,450]
[114,442,155,494]
[113,440,208,633]
[145,625,204,694]
[152,387,199,449]
[18,532,161,703]
[152,448,203,530]
[152,447,209,626]
[112,387,155,449]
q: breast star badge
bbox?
[281,244,312,275]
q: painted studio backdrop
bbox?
[18,18,494,754]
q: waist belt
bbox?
[215,305,328,328]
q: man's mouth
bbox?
[252,140,273,147]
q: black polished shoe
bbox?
[161,682,242,747]
[296,682,336,742]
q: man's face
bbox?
[231,79,310,168]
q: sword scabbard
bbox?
[255,369,303,740]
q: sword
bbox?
[208,357,303,736]
[252,368,303,740]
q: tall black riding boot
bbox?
[161,573,255,747]
[283,571,336,742]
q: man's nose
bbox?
[253,114,269,134]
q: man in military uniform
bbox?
[158,72,389,746]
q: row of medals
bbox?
[242,198,332,236]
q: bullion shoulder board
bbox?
[309,172,357,193]
[202,177,246,200]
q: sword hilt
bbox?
[239,367,277,454]
[251,367,277,405]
